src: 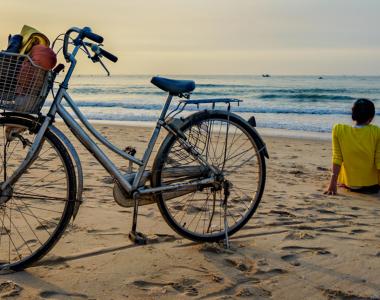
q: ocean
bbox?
[47,75,380,134]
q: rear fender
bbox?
[178,110,269,159]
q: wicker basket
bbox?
[0,52,51,114]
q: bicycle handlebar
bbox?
[63,26,117,64]
[82,28,103,44]
[91,44,118,63]
[63,27,81,62]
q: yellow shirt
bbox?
[332,123,380,187]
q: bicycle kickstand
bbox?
[128,192,147,245]
[223,180,231,249]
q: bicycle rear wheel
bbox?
[0,116,76,271]
[152,111,266,242]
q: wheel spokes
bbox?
[162,118,262,237]
[0,123,70,267]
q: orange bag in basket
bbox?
[17,45,56,92]
[29,45,57,71]
[15,45,56,111]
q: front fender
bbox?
[49,125,84,219]
[0,112,84,219]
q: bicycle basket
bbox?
[0,52,51,114]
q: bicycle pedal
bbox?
[129,231,147,245]
[124,146,136,156]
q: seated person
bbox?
[325,98,380,195]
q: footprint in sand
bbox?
[275,204,287,208]
[351,206,361,211]
[284,231,316,240]
[224,257,253,272]
[172,278,200,296]
[146,234,177,244]
[235,287,272,298]
[40,291,88,299]
[101,176,114,184]
[289,170,304,176]
[131,279,170,291]
[131,278,200,297]
[281,245,332,266]
[0,281,23,298]
[309,193,325,199]
[36,221,58,230]
[316,228,342,233]
[199,242,235,254]
[317,209,336,214]
[211,274,224,283]
[281,254,301,266]
[142,210,155,218]
[350,229,368,235]
[321,288,377,300]
[316,166,328,171]
[85,227,126,236]
[282,245,329,253]
[269,210,297,218]
[253,268,288,280]
[184,286,198,296]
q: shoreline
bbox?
[55,119,332,141]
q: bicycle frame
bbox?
[1,43,217,197]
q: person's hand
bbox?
[324,181,338,195]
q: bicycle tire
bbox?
[152,110,266,242]
[0,116,76,271]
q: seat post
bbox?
[159,93,173,121]
[128,92,174,245]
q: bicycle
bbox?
[0,26,268,270]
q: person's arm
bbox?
[325,125,342,195]
[375,129,380,171]
[325,164,341,195]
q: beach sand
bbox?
[1,123,379,299]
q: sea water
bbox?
[47,75,380,134]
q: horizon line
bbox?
[72,73,380,77]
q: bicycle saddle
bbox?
[151,76,195,96]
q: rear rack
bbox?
[179,98,242,108]
[167,98,242,119]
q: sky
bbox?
[1,0,380,75]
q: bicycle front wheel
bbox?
[152,111,266,242]
[0,116,76,271]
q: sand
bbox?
[1,123,379,300]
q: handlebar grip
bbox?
[82,28,104,43]
[63,27,82,62]
[99,48,118,63]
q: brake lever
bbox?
[91,54,110,76]
[98,58,110,76]
[82,42,92,59]
[85,43,110,76]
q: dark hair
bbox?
[352,98,375,125]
